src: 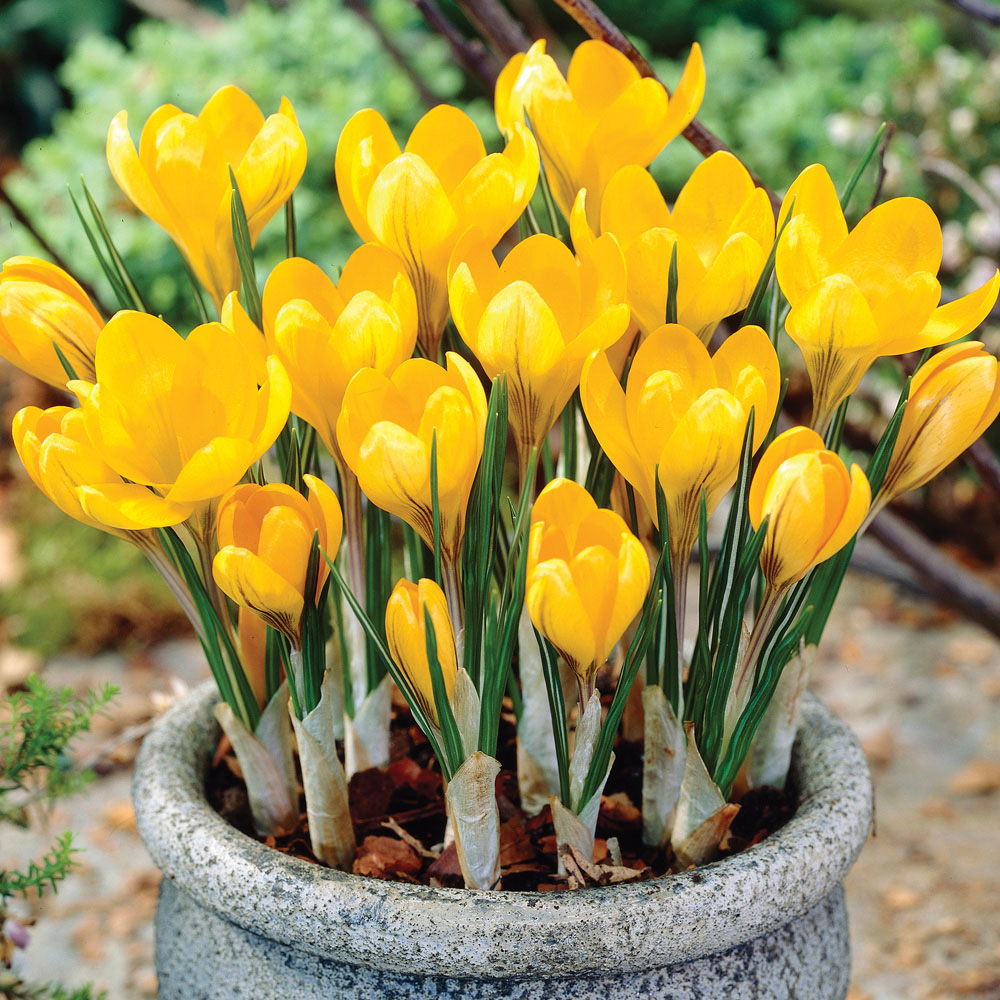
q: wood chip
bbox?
[382,817,438,859]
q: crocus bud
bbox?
[449,228,629,472]
[223,245,418,463]
[213,476,343,642]
[385,577,458,726]
[526,478,650,697]
[749,427,870,591]
[571,154,774,343]
[878,341,1000,508]
[337,353,487,562]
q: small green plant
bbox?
[0,676,115,999]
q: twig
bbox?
[346,0,440,110]
[939,0,1000,26]
[866,507,1000,638]
[0,181,112,316]
[967,440,1000,500]
[413,0,500,91]
[123,0,224,30]
[454,0,533,58]
[547,0,781,213]
[866,121,896,212]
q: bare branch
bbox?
[346,0,440,110]
[123,0,224,30]
[866,507,1000,638]
[413,0,500,91]
[454,0,533,59]
[939,0,1000,26]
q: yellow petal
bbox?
[335,108,401,243]
[262,256,344,334]
[669,152,757,263]
[833,197,943,302]
[234,104,306,243]
[889,270,1000,355]
[712,325,780,450]
[812,462,870,566]
[304,474,344,559]
[167,437,256,505]
[526,559,596,675]
[213,546,304,637]
[681,232,768,341]
[580,350,654,518]
[405,105,486,195]
[778,163,846,256]
[75,482,193,530]
[600,529,651,665]
[566,40,641,119]
[106,110,175,237]
[599,165,670,247]
[748,426,825,529]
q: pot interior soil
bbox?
[207,691,794,892]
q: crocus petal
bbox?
[168,437,256,505]
[405,104,487,194]
[581,350,655,518]
[214,546,304,635]
[888,270,1000,355]
[76,483,193,530]
[335,108,401,243]
[599,165,671,247]
[526,559,596,673]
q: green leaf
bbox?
[364,504,392,692]
[665,240,679,325]
[534,628,570,807]
[425,606,464,779]
[743,197,795,329]
[52,343,78,382]
[840,122,888,213]
[229,166,263,327]
[285,193,297,259]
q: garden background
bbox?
[0,0,999,997]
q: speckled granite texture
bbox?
[134,684,873,999]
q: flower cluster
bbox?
[2,39,997,888]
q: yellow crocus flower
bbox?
[12,405,190,534]
[336,353,487,562]
[68,311,291,528]
[526,478,650,699]
[0,257,103,386]
[222,245,417,462]
[581,323,780,565]
[213,476,343,643]
[385,577,458,726]
[749,427,870,591]
[776,164,1000,431]
[495,39,704,226]
[335,105,538,360]
[876,342,1000,509]
[449,228,630,474]
[107,86,307,309]
[572,155,775,342]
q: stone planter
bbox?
[134,682,873,1000]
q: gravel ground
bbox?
[3,572,999,999]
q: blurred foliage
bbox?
[0,0,470,328]
[0,482,186,659]
[0,0,136,154]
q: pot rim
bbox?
[134,681,872,977]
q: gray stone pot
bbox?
[134,683,873,1000]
